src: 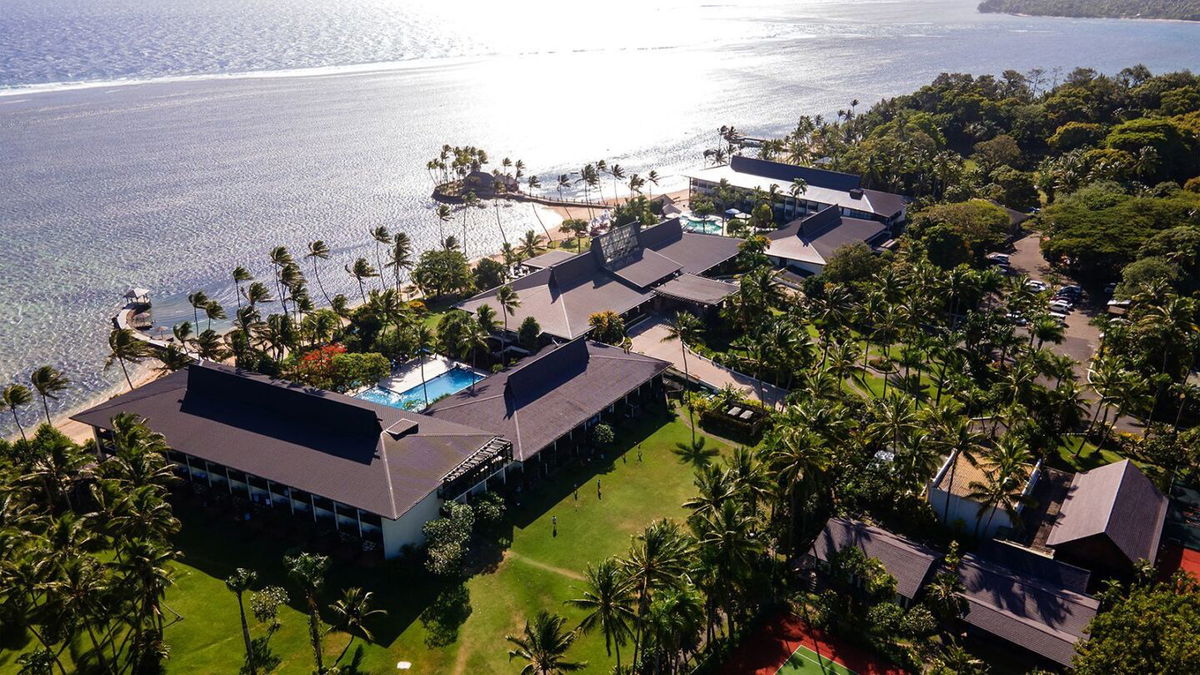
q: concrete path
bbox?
[628,315,789,408]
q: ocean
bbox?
[2,0,1198,435]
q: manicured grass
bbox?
[150,410,729,674]
[1053,437,1130,472]
[777,645,856,674]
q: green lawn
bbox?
[777,645,856,674]
[140,410,728,674]
[1053,437,1134,472]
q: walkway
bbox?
[719,612,905,675]
[628,315,789,408]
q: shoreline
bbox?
[33,188,691,445]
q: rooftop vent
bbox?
[849,188,864,200]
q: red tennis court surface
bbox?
[720,611,906,675]
[1158,543,1200,581]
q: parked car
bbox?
[1026,279,1049,292]
[1103,282,1118,296]
[1049,311,1069,324]
[1049,300,1073,314]
[986,253,1011,264]
[1006,312,1028,326]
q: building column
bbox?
[356,509,364,539]
[310,493,318,523]
[224,465,233,494]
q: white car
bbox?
[1049,311,1068,324]
[1049,300,1073,313]
[986,253,1011,264]
[1026,280,1049,292]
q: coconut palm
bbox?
[967,436,1034,538]
[329,587,387,664]
[2,384,32,442]
[345,258,379,304]
[243,280,274,307]
[660,311,704,442]
[30,365,69,426]
[496,285,521,358]
[194,329,231,362]
[154,344,193,374]
[284,552,331,674]
[621,519,692,665]
[105,328,150,391]
[936,414,986,524]
[609,163,625,202]
[232,266,252,311]
[556,174,574,219]
[435,204,454,252]
[519,230,545,260]
[370,226,391,285]
[506,611,586,675]
[789,178,808,217]
[187,290,210,329]
[267,246,295,314]
[387,232,414,294]
[305,240,333,305]
[476,304,498,334]
[414,323,436,407]
[492,178,511,245]
[204,299,226,331]
[565,557,635,669]
[646,170,660,199]
[225,568,259,674]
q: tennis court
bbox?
[776,643,856,674]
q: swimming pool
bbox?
[681,215,723,235]
[356,367,484,411]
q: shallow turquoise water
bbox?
[355,367,483,411]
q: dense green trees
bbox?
[907,200,1011,268]
[1075,572,1200,672]
[979,0,1200,22]
[412,249,473,298]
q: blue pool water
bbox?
[682,216,723,235]
[356,367,483,411]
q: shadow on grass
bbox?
[506,406,679,529]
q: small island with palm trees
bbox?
[5,64,1200,674]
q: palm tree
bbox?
[609,163,625,202]
[204,299,226,330]
[387,232,414,295]
[936,415,986,524]
[30,365,69,426]
[621,519,692,665]
[660,311,704,443]
[268,246,295,314]
[195,329,231,362]
[225,568,258,675]
[345,258,379,304]
[243,280,274,307]
[232,266,253,311]
[2,384,32,441]
[305,240,333,305]
[556,174,574,219]
[967,437,1034,538]
[436,204,454,252]
[566,557,635,670]
[496,285,521,358]
[415,324,436,407]
[789,178,808,217]
[370,226,392,285]
[506,611,586,674]
[154,344,193,374]
[519,230,544,260]
[329,587,387,664]
[187,290,210,329]
[284,552,331,674]
[493,178,511,245]
[646,170,660,199]
[105,328,150,391]
[672,437,718,467]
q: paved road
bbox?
[629,315,789,408]
[1006,233,1142,434]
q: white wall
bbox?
[928,488,1014,538]
[380,491,444,559]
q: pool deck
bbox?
[377,355,485,395]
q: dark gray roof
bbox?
[1046,460,1169,565]
[424,339,669,461]
[979,540,1092,595]
[653,274,737,306]
[639,219,742,275]
[70,364,497,519]
[458,254,651,341]
[522,249,575,270]
[730,155,863,192]
[766,206,888,266]
[811,517,941,600]
[608,249,682,289]
[957,554,1099,667]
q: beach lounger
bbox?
[738,409,754,420]
[727,407,743,417]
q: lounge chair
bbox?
[739,409,754,420]
[727,407,743,417]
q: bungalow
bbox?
[72,363,511,559]
[806,518,1100,669]
[457,219,741,342]
[1045,459,1168,577]
[765,205,892,275]
[927,452,1039,539]
[686,156,908,227]
[424,338,670,467]
[806,517,941,607]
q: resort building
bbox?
[424,338,670,468]
[72,363,512,559]
[806,517,941,608]
[956,553,1100,668]
[457,219,741,342]
[765,205,892,275]
[807,518,1099,669]
[928,453,1039,539]
[686,156,908,227]
[1044,459,1168,577]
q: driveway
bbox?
[629,315,789,408]
[1006,233,1141,433]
